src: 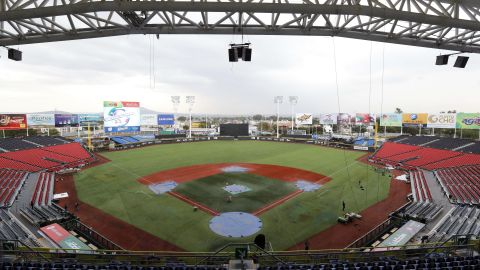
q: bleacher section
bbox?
[410,170,432,202]
[0,143,94,172]
[110,136,155,145]
[372,142,480,170]
[23,136,69,147]
[426,138,475,151]
[0,209,39,246]
[434,166,480,205]
[460,142,480,154]
[31,172,54,207]
[398,202,442,222]
[0,138,38,152]
[20,204,69,226]
[428,205,480,242]
[0,169,28,207]
[395,136,440,146]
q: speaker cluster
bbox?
[435,53,469,68]
[228,43,252,62]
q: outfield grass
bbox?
[75,141,391,251]
[174,173,297,213]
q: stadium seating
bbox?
[394,136,439,146]
[0,209,40,246]
[397,202,442,222]
[428,205,480,242]
[0,169,28,207]
[0,143,94,172]
[0,138,38,152]
[23,136,69,147]
[31,172,54,207]
[410,170,432,202]
[371,142,421,161]
[459,142,480,154]
[424,138,474,151]
[434,166,480,205]
[424,154,480,170]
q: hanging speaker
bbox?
[242,48,252,62]
[453,56,469,68]
[8,48,22,61]
[254,234,266,249]
[237,47,243,59]
[435,55,448,65]
[228,48,238,62]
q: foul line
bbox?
[252,190,303,216]
[168,191,220,216]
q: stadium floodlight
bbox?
[171,96,180,113]
[274,96,283,139]
[289,96,298,132]
[186,96,195,138]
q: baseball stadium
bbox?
[1,0,480,269]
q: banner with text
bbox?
[157,114,175,125]
[402,113,428,127]
[295,113,313,125]
[319,113,338,125]
[380,113,402,127]
[140,114,158,126]
[0,114,27,130]
[78,114,102,126]
[27,114,55,127]
[40,223,91,250]
[355,113,375,125]
[337,113,352,134]
[427,113,456,128]
[55,114,79,127]
[456,113,480,129]
[103,101,141,132]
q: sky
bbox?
[0,34,478,116]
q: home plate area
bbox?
[209,212,262,238]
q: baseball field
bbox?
[74,140,391,251]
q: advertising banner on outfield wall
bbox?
[78,114,102,126]
[27,114,55,126]
[0,114,27,130]
[380,113,402,127]
[295,113,313,125]
[140,114,158,126]
[402,113,428,127]
[103,101,141,132]
[456,113,480,129]
[427,113,456,128]
[319,113,338,125]
[55,114,79,127]
[158,114,175,125]
[355,113,375,125]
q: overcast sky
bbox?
[0,34,478,115]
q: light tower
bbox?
[274,96,283,139]
[171,96,180,113]
[289,96,298,132]
[186,96,195,138]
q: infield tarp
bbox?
[378,220,425,247]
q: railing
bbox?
[1,241,479,266]
[60,219,123,251]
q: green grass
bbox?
[75,141,391,251]
[174,173,297,213]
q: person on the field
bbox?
[342,201,346,212]
[304,240,310,251]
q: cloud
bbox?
[0,34,478,115]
